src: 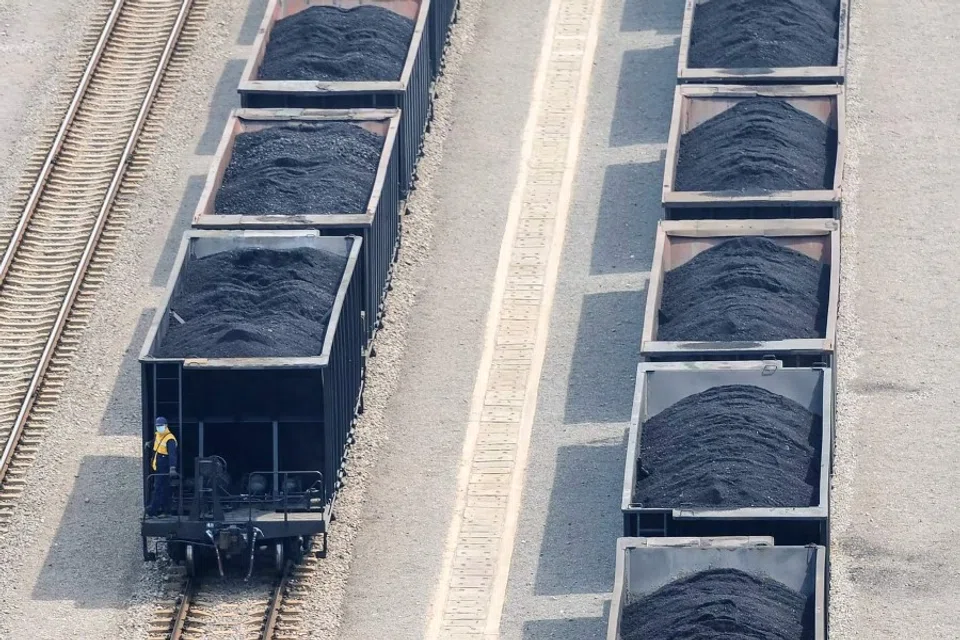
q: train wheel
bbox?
[273,541,285,573]
[185,544,199,577]
[284,537,305,565]
[168,541,186,564]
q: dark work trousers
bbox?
[148,473,171,516]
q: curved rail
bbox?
[0,0,196,516]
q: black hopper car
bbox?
[139,231,365,577]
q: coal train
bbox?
[137,0,850,635]
[139,0,457,577]
[607,0,849,637]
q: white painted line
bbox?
[424,0,605,637]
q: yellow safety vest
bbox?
[152,431,176,471]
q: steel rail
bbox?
[262,562,293,639]
[0,0,197,484]
[0,0,126,283]
[169,578,196,640]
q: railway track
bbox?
[151,556,320,640]
[0,0,207,530]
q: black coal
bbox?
[689,0,840,69]
[258,5,415,82]
[620,568,814,640]
[657,236,829,343]
[675,97,835,192]
[155,247,347,359]
[213,122,382,216]
[634,384,821,509]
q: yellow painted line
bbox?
[425,0,605,637]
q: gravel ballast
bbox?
[657,236,829,342]
[675,97,835,192]
[213,122,382,216]
[620,568,814,640]
[258,5,415,82]
[155,247,347,358]
[634,384,822,508]
[689,0,840,69]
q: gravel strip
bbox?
[675,97,835,192]
[635,384,821,508]
[258,5,415,82]
[689,0,840,69]
[620,568,814,640]
[213,122,382,216]
[0,1,249,638]
[0,0,110,252]
[0,0,482,637]
[658,236,830,342]
[155,247,347,358]
[277,1,487,636]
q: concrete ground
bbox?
[0,0,956,636]
[829,0,960,637]
[339,0,678,637]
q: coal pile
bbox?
[674,97,835,192]
[258,5,415,82]
[657,236,829,342]
[634,384,821,509]
[620,568,814,640]
[213,122,382,216]
[155,247,347,359]
[689,0,840,69]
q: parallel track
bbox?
[154,556,320,640]
[0,0,206,529]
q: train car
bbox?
[192,108,402,349]
[139,230,365,577]
[640,218,840,366]
[676,0,850,85]
[662,84,845,220]
[607,537,826,640]
[238,0,435,196]
[622,361,833,545]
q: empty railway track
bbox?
[0,0,206,529]
[151,557,320,640]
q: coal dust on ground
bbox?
[214,122,382,216]
[155,247,347,359]
[620,568,814,640]
[689,0,840,69]
[634,384,822,509]
[657,236,830,342]
[258,5,415,82]
[675,97,835,192]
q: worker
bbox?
[145,417,178,516]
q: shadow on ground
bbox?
[32,455,142,608]
[610,45,679,147]
[194,58,246,155]
[238,0,268,45]
[534,438,625,596]
[620,0,684,33]
[522,614,608,640]
[151,174,206,286]
[100,309,154,435]
[564,289,646,425]
[590,156,665,276]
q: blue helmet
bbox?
[155,417,168,427]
